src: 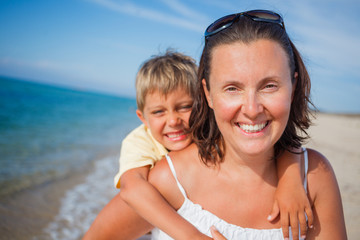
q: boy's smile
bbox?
[165,130,188,141]
[136,88,193,151]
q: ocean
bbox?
[0,77,141,239]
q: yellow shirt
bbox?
[114,124,168,188]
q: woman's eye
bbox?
[178,105,192,112]
[225,86,238,92]
[182,104,192,109]
[264,83,278,90]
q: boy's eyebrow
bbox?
[147,105,164,110]
[177,99,193,103]
[147,100,192,109]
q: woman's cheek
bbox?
[212,96,242,121]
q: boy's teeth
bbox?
[238,122,267,133]
[167,132,183,138]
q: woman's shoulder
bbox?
[148,143,200,208]
[306,148,334,175]
[148,156,184,208]
[305,148,339,201]
[149,143,199,179]
[304,149,347,238]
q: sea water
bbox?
[0,77,141,239]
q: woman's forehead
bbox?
[209,40,291,82]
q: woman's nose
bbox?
[242,93,263,119]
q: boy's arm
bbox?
[120,166,212,240]
[268,149,314,240]
[83,191,153,240]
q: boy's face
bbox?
[136,88,193,151]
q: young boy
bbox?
[115,51,203,238]
[113,50,195,189]
[84,51,312,240]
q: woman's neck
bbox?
[220,146,277,183]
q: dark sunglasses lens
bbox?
[206,14,237,34]
[246,10,280,21]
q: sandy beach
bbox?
[0,112,358,240]
[304,112,360,239]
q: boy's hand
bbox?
[210,226,227,240]
[268,185,313,240]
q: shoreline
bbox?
[0,169,90,240]
[0,149,120,240]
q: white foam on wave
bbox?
[42,156,118,240]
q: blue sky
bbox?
[1,0,360,113]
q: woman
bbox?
[148,10,347,239]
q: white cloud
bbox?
[196,0,238,12]
[0,57,110,85]
[86,0,205,32]
[159,0,209,22]
[284,1,360,79]
[0,57,84,73]
[0,57,132,96]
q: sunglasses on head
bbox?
[205,10,285,39]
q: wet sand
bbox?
[0,171,90,240]
[305,112,360,239]
[0,150,118,240]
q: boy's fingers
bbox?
[290,212,299,240]
[298,211,308,239]
[305,205,314,229]
[267,200,280,222]
[210,226,227,240]
[281,214,290,240]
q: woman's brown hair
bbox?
[190,16,314,165]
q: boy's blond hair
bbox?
[136,50,198,112]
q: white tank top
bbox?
[152,149,309,240]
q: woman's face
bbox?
[204,39,295,158]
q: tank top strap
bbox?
[302,147,309,191]
[165,154,188,199]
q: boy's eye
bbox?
[151,110,164,115]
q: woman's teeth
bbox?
[238,122,268,133]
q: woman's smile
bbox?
[205,39,294,157]
[236,121,270,133]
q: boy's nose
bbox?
[168,113,181,126]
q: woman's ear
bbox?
[136,109,148,127]
[202,79,213,109]
[292,72,298,101]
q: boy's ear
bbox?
[202,79,213,109]
[136,109,148,127]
